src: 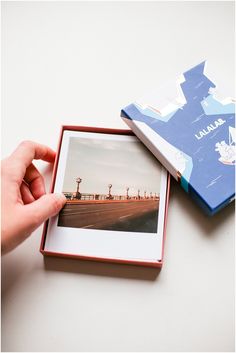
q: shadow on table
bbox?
[170,177,235,237]
[43,256,161,281]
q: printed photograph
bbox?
[58,135,163,233]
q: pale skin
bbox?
[1,141,67,254]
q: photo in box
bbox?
[42,128,169,266]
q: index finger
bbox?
[9,140,56,181]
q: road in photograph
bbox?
[58,200,159,233]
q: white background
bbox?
[1,1,235,352]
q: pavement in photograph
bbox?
[58,200,159,233]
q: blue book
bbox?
[121,61,235,215]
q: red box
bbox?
[40,125,170,268]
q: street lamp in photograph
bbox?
[107,183,113,200]
[76,177,82,199]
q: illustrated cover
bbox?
[121,62,235,215]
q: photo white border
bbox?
[44,130,168,262]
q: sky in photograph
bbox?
[62,136,162,197]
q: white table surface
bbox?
[1,2,235,352]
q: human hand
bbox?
[1,141,66,254]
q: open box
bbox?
[40,126,170,267]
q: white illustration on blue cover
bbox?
[215,126,236,165]
[201,95,235,115]
[134,103,179,122]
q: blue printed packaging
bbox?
[121,61,235,215]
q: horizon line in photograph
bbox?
[63,177,160,201]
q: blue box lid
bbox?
[121,61,235,215]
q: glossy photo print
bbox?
[58,134,163,233]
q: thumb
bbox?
[25,193,67,232]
